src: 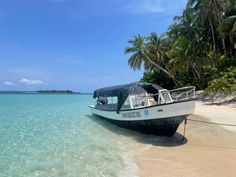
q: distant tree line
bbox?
[37,90,73,93]
[125,0,236,94]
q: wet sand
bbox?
[135,101,236,177]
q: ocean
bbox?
[0,94,142,177]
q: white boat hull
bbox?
[89,100,195,136]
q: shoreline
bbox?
[134,101,236,177]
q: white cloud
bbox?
[126,0,187,14]
[4,81,17,86]
[19,78,45,86]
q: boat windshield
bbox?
[120,90,173,110]
[130,94,147,108]
[121,93,156,110]
[158,89,173,104]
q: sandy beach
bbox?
[135,101,236,177]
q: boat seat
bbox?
[148,98,157,106]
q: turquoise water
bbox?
[0,94,140,177]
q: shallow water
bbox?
[2,94,235,177]
[0,94,142,177]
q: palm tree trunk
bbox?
[230,45,233,59]
[221,37,227,56]
[142,52,182,87]
[209,17,216,52]
[229,35,234,59]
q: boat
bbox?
[89,82,195,136]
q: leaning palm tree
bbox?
[125,34,179,86]
[146,33,169,69]
[124,34,147,70]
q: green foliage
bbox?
[140,70,175,89]
[124,34,146,70]
[205,67,236,94]
[124,0,236,94]
[218,16,236,35]
[125,33,177,85]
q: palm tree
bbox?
[124,34,147,70]
[218,2,236,57]
[187,0,216,51]
[125,34,179,86]
[146,33,169,69]
[188,0,235,56]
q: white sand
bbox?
[135,101,236,177]
[194,101,236,132]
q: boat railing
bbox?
[118,86,195,110]
[169,86,195,102]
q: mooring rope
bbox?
[187,118,236,127]
[179,118,236,149]
[180,118,187,144]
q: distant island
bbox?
[0,90,81,94]
[37,90,74,94]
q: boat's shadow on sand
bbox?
[86,115,188,147]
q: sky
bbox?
[0,0,187,92]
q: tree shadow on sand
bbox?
[86,115,188,147]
